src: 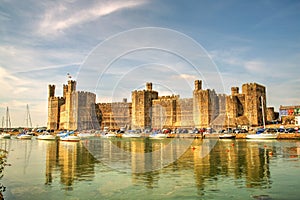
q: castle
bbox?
[47,80,278,131]
[47,80,100,130]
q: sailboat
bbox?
[246,96,278,139]
[0,107,11,139]
[17,104,33,140]
[219,114,236,139]
[101,114,117,138]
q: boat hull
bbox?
[0,133,11,139]
[102,133,117,138]
[122,134,141,138]
[149,134,167,139]
[37,135,57,140]
[246,133,278,139]
[219,134,236,139]
[17,134,33,140]
[60,136,80,142]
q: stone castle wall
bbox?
[48,80,276,131]
[97,99,132,130]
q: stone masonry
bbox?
[48,80,278,131]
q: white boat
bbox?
[0,132,11,139]
[246,97,278,140]
[122,133,142,138]
[17,105,34,140]
[1,107,12,139]
[60,135,80,142]
[37,131,57,140]
[246,132,278,139]
[149,133,167,139]
[77,132,95,139]
[17,132,33,140]
[102,132,117,138]
[219,134,236,139]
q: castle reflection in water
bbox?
[43,138,300,190]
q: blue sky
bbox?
[0,0,300,127]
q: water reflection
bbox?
[84,138,194,173]
[2,138,300,199]
[42,140,97,190]
[84,138,278,189]
[37,138,300,191]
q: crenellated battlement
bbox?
[77,91,96,96]
[48,79,272,131]
[49,96,65,101]
[158,94,179,99]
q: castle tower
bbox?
[231,87,239,96]
[194,80,202,91]
[68,80,76,92]
[242,83,266,127]
[62,80,77,130]
[146,82,152,91]
[48,85,55,98]
[193,80,219,128]
[47,84,65,130]
[63,84,68,98]
[131,82,158,130]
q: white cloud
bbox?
[38,0,148,37]
[244,60,265,73]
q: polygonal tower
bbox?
[131,82,158,130]
[242,83,266,127]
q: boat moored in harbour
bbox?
[219,133,236,139]
[37,131,57,140]
[246,128,278,139]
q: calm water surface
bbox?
[1,137,300,200]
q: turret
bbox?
[194,80,202,91]
[68,80,76,93]
[231,87,239,96]
[146,82,152,91]
[63,84,68,98]
[48,85,55,98]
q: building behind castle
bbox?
[47,80,278,131]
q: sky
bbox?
[0,0,300,127]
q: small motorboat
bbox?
[122,133,142,138]
[122,130,142,138]
[0,132,11,139]
[102,132,117,138]
[37,131,57,140]
[58,131,80,142]
[219,134,236,139]
[149,132,167,139]
[60,135,80,142]
[17,132,33,140]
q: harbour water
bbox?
[1,137,300,200]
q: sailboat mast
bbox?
[261,96,266,129]
[26,104,32,128]
[160,105,162,130]
[6,107,9,131]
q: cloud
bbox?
[38,0,148,37]
[244,60,265,73]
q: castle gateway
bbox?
[47,80,277,131]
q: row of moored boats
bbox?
[0,127,283,141]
